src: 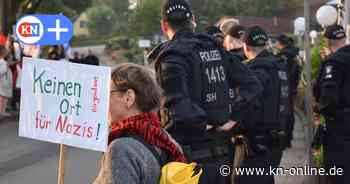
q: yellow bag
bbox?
[160,162,203,184]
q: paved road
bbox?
[275,114,309,184]
[0,118,101,184]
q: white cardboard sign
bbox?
[19,57,110,152]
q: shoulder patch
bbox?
[324,65,334,79]
[325,65,333,74]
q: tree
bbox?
[86,5,116,36]
[128,0,161,37]
[36,0,92,18]
[190,0,300,27]
[1,0,44,35]
[103,0,130,35]
[100,0,129,15]
[124,0,302,37]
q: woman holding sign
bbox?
[94,63,186,184]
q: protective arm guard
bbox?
[228,57,263,122]
[158,55,207,128]
[317,62,342,118]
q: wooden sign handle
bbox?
[58,144,66,184]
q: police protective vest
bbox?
[275,58,292,131]
[315,45,350,116]
[330,47,350,110]
[247,55,291,132]
[278,47,301,98]
[155,31,233,128]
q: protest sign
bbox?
[19,57,110,152]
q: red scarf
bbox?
[109,112,187,163]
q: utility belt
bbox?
[269,130,289,149]
[247,130,288,153]
[182,139,231,162]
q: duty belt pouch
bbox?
[270,131,288,149]
[249,135,270,154]
[182,141,230,162]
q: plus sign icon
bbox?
[16,15,73,45]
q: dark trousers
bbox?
[235,150,275,184]
[270,147,283,169]
[197,157,232,184]
[324,134,350,184]
[286,114,295,145]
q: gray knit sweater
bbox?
[93,137,161,184]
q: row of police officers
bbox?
[147,0,349,183]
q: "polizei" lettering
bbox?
[199,50,222,62]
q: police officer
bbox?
[237,26,291,184]
[315,25,350,184]
[276,34,301,147]
[154,0,262,183]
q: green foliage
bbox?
[86,5,116,35]
[99,0,130,34]
[122,0,303,36]
[128,0,161,37]
[36,0,75,17]
[60,0,92,14]
[313,145,324,168]
[311,36,326,80]
[311,47,322,80]
[36,0,92,18]
[100,0,129,16]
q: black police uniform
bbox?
[157,1,261,183]
[277,46,301,146]
[314,25,350,184]
[236,27,291,184]
[315,44,350,184]
[237,50,289,184]
[271,51,292,169]
[154,30,262,184]
[230,47,246,62]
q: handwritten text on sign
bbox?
[19,58,110,152]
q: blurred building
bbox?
[73,13,90,37]
[236,0,327,34]
[235,16,292,35]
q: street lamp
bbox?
[294,17,305,35]
[310,30,318,45]
[294,17,305,47]
[316,5,338,26]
